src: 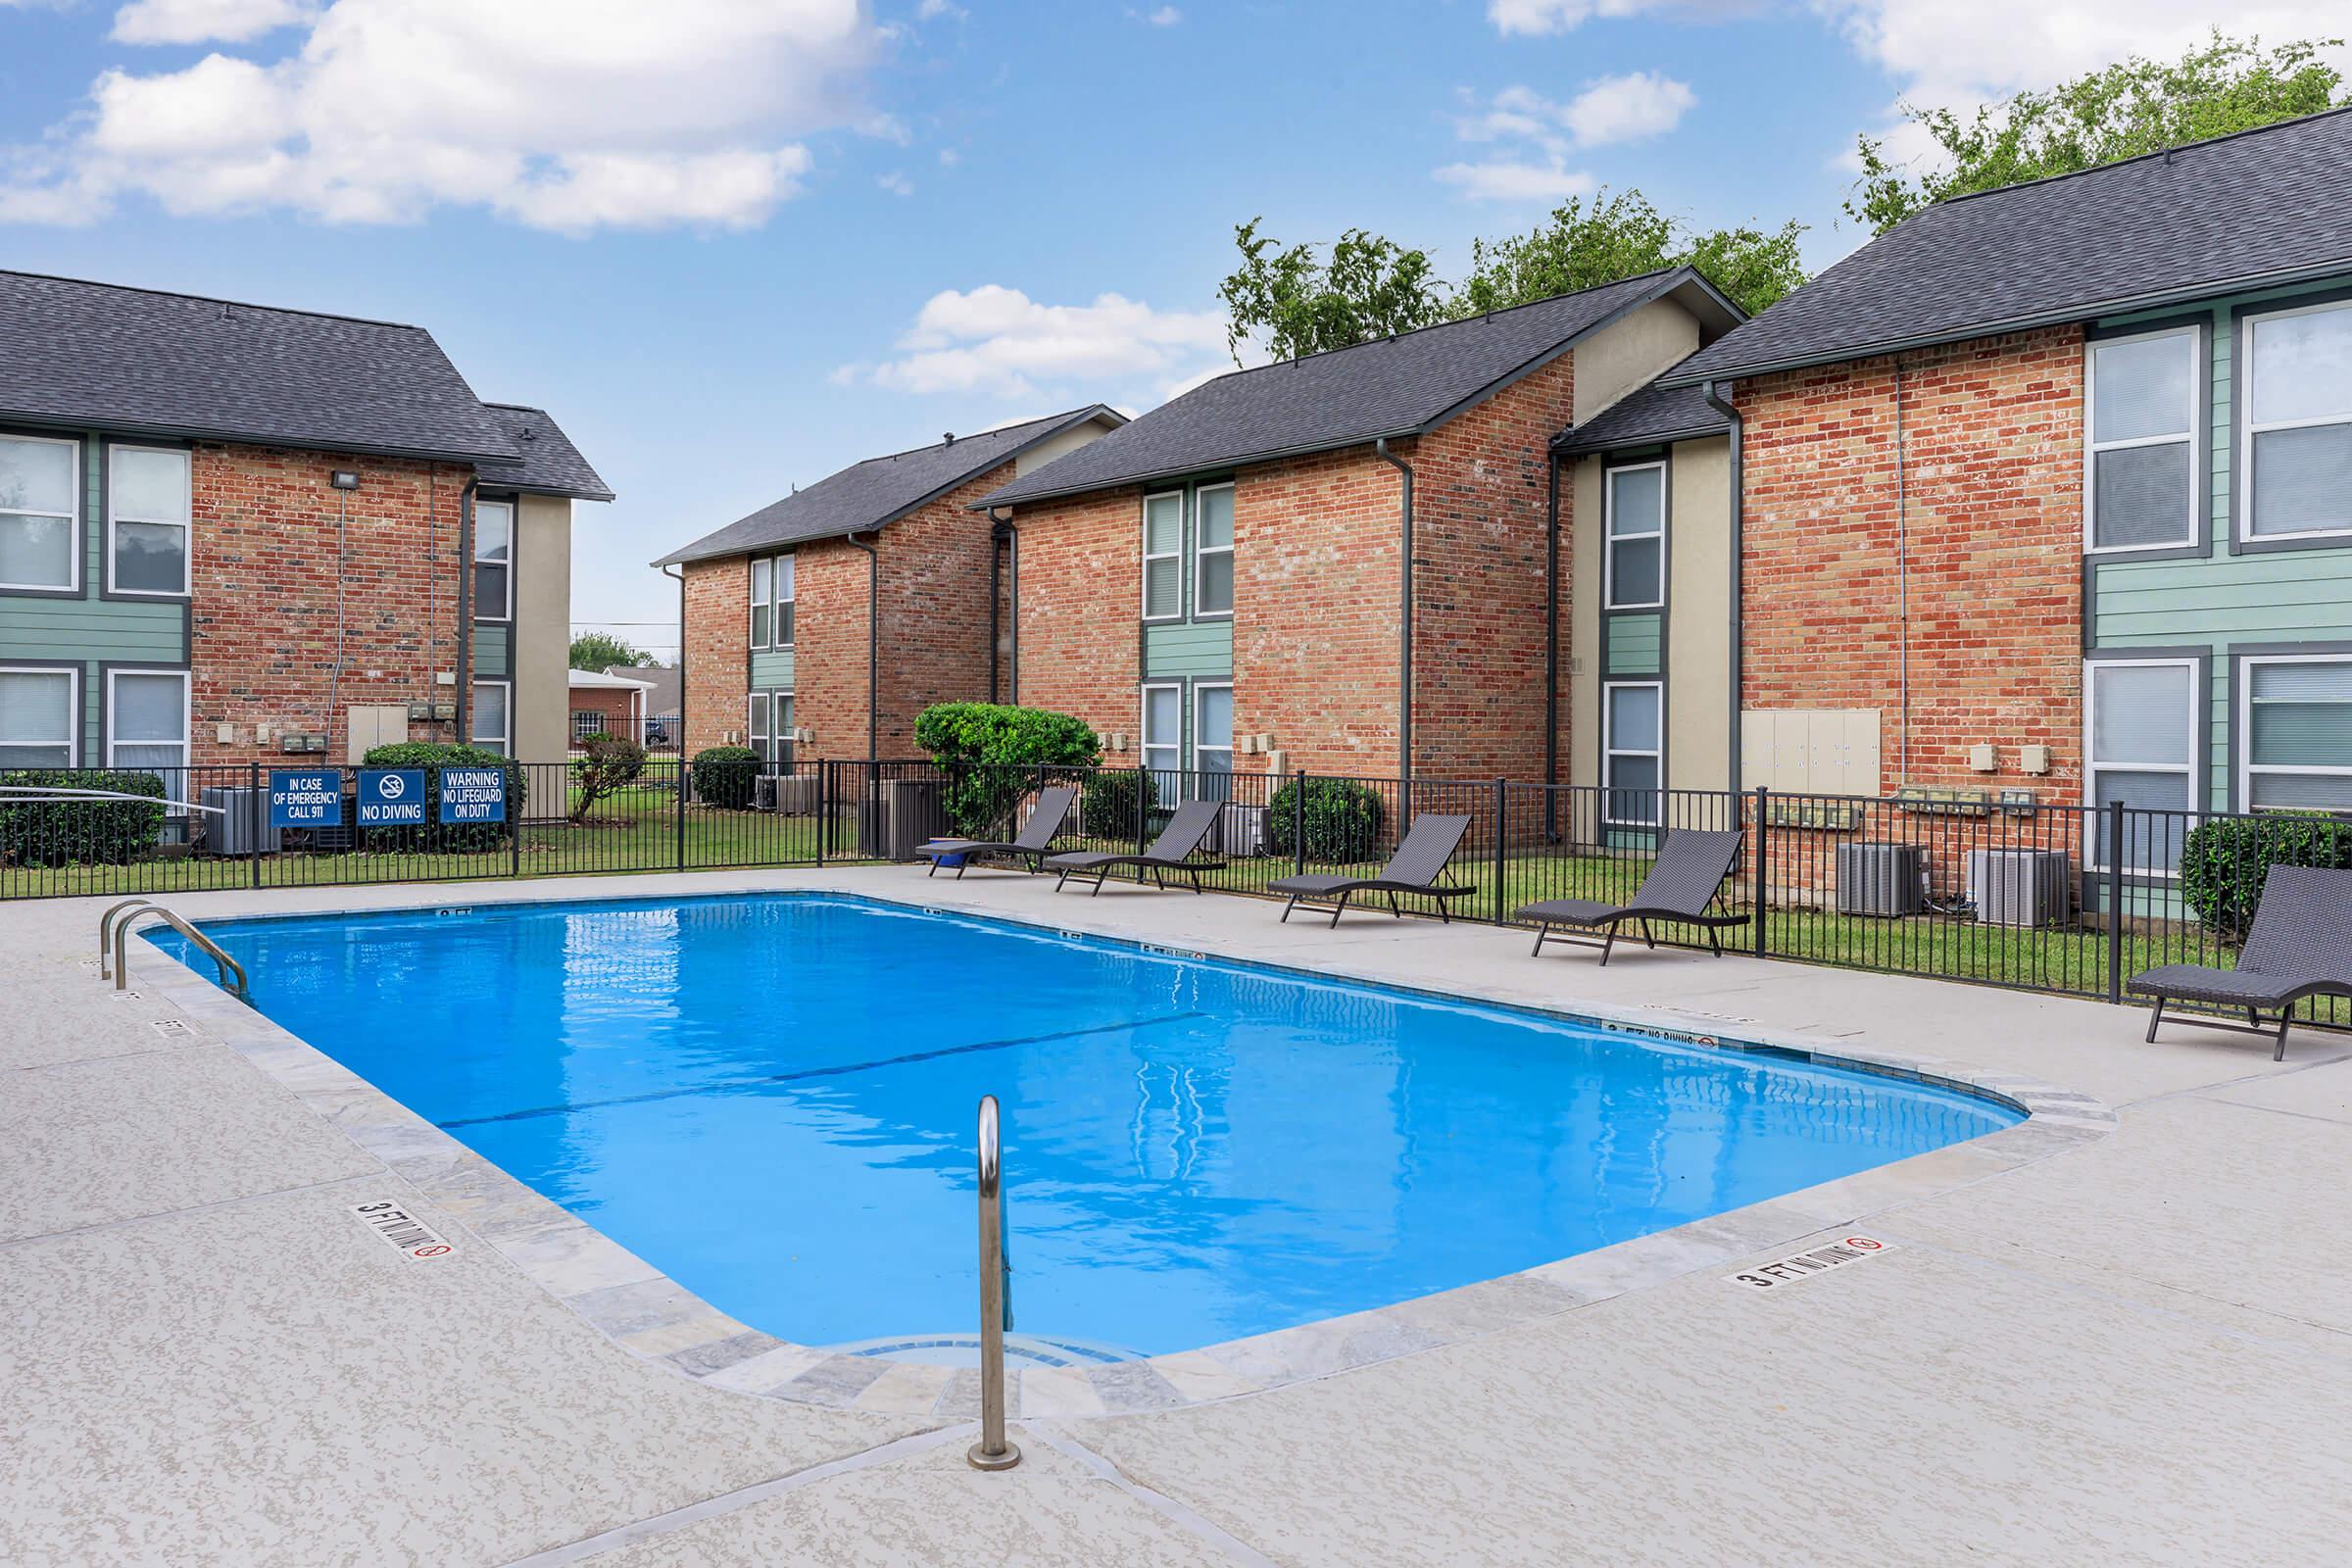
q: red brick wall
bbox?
[1004,486,1143,746]
[681,559,747,755]
[789,537,868,757]
[190,443,469,767]
[1738,326,2085,795]
[871,461,1015,752]
[568,686,640,733]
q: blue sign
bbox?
[437,766,507,824]
[356,768,427,826]
[268,770,342,830]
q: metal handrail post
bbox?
[98,898,156,978]
[115,906,250,1003]
[968,1094,1019,1472]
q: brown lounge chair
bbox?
[916,785,1077,878]
[1266,812,1479,926]
[1518,828,1746,963]
[1046,798,1227,895]
[2128,864,2352,1060]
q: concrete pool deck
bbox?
[7,866,2352,1564]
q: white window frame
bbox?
[104,667,189,773]
[2238,652,2352,813]
[2240,299,2352,543]
[1139,681,1183,774]
[105,444,191,598]
[572,710,607,742]
[0,663,79,767]
[2083,325,2200,555]
[1602,461,1666,611]
[472,498,514,621]
[1191,482,1235,621]
[1601,679,1663,827]
[1193,681,1234,774]
[2082,657,2200,874]
[772,554,795,647]
[470,678,512,756]
[748,690,770,755]
[1141,491,1184,623]
[0,431,81,593]
[750,557,771,650]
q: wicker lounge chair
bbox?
[1267,813,1479,927]
[2127,864,2352,1060]
[1046,798,1228,895]
[1518,828,1746,963]
[916,785,1078,878]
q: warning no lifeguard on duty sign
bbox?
[1728,1236,1892,1290]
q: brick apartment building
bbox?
[658,407,1123,761]
[0,270,610,782]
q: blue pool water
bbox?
[158,894,2017,1354]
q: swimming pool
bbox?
[157,893,2019,1356]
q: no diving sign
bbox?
[1728,1236,1891,1291]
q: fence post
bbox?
[249,761,263,889]
[1751,785,1769,957]
[1492,778,1507,926]
[815,759,827,867]
[2105,798,2126,1005]
[675,753,688,871]
[510,762,522,879]
[1292,770,1307,876]
[1135,762,1147,858]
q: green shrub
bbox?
[1266,776,1387,863]
[0,767,167,866]
[360,742,523,852]
[568,732,647,822]
[1074,767,1154,841]
[913,702,1102,837]
[692,746,761,810]
[2180,810,2352,944]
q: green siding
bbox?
[1605,612,1661,676]
[0,597,184,662]
[749,648,796,689]
[1144,620,1232,679]
[471,623,510,679]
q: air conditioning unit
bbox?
[1968,848,2072,927]
[199,787,274,856]
[753,773,820,814]
[1835,842,1924,916]
[1212,802,1268,857]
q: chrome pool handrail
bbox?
[113,906,250,1005]
[98,898,158,978]
[967,1094,1020,1472]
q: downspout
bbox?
[1893,356,1910,786]
[660,564,685,751]
[986,507,1017,704]
[1375,438,1414,787]
[848,530,880,759]
[1543,433,1567,840]
[1700,382,1742,793]
[455,476,478,747]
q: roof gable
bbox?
[477,403,613,502]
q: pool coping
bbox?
[140,881,2119,1423]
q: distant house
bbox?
[608,663,680,741]
[656,408,1124,761]
[0,270,610,775]
[566,667,654,745]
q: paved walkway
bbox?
[6,867,2350,1565]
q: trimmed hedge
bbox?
[1266,776,1386,863]
[0,767,167,866]
[359,742,522,852]
[2180,810,2352,944]
[914,702,1102,837]
[691,746,761,810]
[1080,767,1157,841]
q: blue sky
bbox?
[1,0,2330,653]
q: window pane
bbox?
[1608,466,1663,536]
[2090,664,2190,764]
[1196,687,1233,749]
[1609,537,1661,605]
[2093,768,2190,812]
[0,514,74,586]
[2250,306,2352,426]
[1142,746,1180,774]
[2250,423,2352,536]
[1144,494,1183,555]
[773,554,795,601]
[751,557,769,606]
[1144,687,1180,742]
[2092,443,2192,549]
[475,563,510,616]
[1197,487,1233,550]
[471,683,509,748]
[2250,771,2352,809]
[777,695,793,732]
[1197,551,1233,615]
[1607,685,1660,753]
[776,601,794,645]
[0,436,74,515]
[473,501,513,561]
[749,693,768,741]
[2249,662,2352,768]
[112,448,188,522]
[2096,770,2190,870]
[0,743,71,766]
[112,673,184,744]
[113,519,185,593]
[2091,334,2193,443]
[114,743,185,771]
[0,671,71,748]
[750,601,768,648]
[1144,556,1180,617]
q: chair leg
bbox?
[2143,996,2164,1044]
[1328,890,1351,929]
[954,859,968,880]
[1530,922,1548,957]
[1091,870,1107,897]
[1387,891,1402,918]
[1640,918,1655,951]
[1707,926,1722,957]
[926,859,939,878]
[1055,868,1071,893]
[1191,868,1205,894]
[1599,926,1617,966]
[1281,895,1298,924]
[2275,1010,2291,1062]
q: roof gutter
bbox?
[0,408,518,467]
[1700,380,1742,792]
[1375,437,1414,789]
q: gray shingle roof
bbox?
[1669,107,2352,387]
[979,269,1740,509]
[1556,371,1729,455]
[656,406,1124,565]
[477,403,613,502]
[0,270,519,462]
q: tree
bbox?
[1217,218,1449,365]
[1847,32,2347,235]
[1458,190,1806,319]
[570,631,651,671]
[568,731,647,824]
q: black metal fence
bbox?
[6,754,2344,1026]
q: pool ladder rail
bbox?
[970,1093,1019,1472]
[98,899,251,1005]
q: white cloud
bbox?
[1561,71,1695,146]
[1437,74,1690,202]
[876,170,913,195]
[1434,159,1596,203]
[1145,5,1182,23]
[854,284,1230,401]
[937,147,961,167]
[2,0,887,232]
[111,0,318,43]
[914,0,965,18]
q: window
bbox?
[1143,492,1183,620]
[1195,683,1234,786]
[2241,655,2352,811]
[572,710,607,742]
[108,446,190,597]
[748,555,794,649]
[748,688,793,765]
[470,680,511,756]
[0,667,76,766]
[106,669,188,777]
[0,433,78,591]
[1141,683,1181,774]
[1194,484,1234,618]
[2086,327,2198,552]
[2243,301,2352,540]
[473,500,514,619]
[1604,463,1665,610]
[772,554,794,646]
[2085,659,2197,871]
[750,558,770,649]
[1602,681,1662,826]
